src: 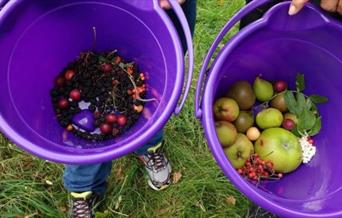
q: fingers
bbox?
[160,0,171,9]
[320,0,339,13]
[338,0,342,15]
[289,0,309,15]
[160,0,186,9]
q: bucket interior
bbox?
[0,0,182,162]
[208,7,342,216]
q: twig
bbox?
[107,50,118,58]
[126,74,156,102]
[111,86,118,111]
[118,62,156,102]
[108,86,126,113]
[95,74,105,82]
[92,26,97,51]
[84,52,90,65]
[253,90,311,110]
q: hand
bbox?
[159,0,186,10]
[289,0,342,15]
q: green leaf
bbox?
[309,95,328,104]
[309,117,322,136]
[291,126,302,137]
[305,98,313,110]
[297,110,316,131]
[296,92,306,115]
[284,91,298,115]
[296,73,305,91]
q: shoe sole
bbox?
[147,179,170,191]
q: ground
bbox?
[0,1,257,217]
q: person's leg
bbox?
[166,0,197,52]
[63,162,112,217]
[136,130,171,191]
[64,162,112,195]
[137,0,197,155]
[136,0,197,191]
[135,130,164,155]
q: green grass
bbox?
[0,0,252,217]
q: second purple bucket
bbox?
[196,1,342,217]
[0,0,193,164]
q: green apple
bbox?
[256,108,283,129]
[255,128,302,173]
[214,97,240,122]
[253,76,274,102]
[224,133,254,169]
[215,121,237,147]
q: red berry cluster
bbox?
[99,114,127,135]
[237,154,283,181]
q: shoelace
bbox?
[148,151,167,172]
[72,198,93,218]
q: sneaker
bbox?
[138,142,172,191]
[69,191,98,218]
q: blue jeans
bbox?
[64,0,197,195]
[64,130,164,195]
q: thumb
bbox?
[289,0,310,15]
[160,0,171,9]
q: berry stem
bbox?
[111,85,119,112]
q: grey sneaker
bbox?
[69,191,97,218]
[138,142,172,191]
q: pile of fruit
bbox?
[214,74,328,181]
[51,50,150,142]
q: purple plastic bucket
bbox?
[196,1,342,217]
[0,0,193,164]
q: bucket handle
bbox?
[195,0,275,119]
[0,0,8,9]
[0,0,9,10]
[164,0,194,115]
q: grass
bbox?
[0,0,253,217]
